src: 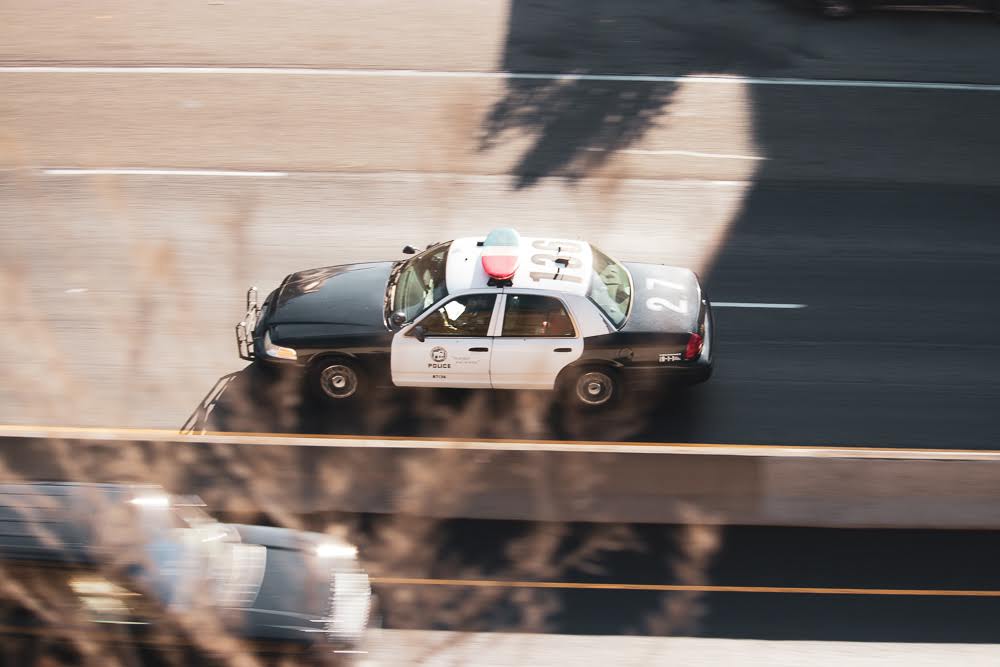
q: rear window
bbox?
[587,246,632,328]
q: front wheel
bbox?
[311,357,365,403]
[569,367,620,409]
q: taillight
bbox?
[683,333,704,360]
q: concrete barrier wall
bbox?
[1,430,998,529]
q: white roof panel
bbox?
[445,235,594,296]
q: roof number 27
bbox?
[645,277,688,314]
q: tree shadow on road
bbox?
[481,78,676,189]
[480,0,812,188]
[482,0,1000,189]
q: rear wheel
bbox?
[570,367,619,408]
[311,358,365,402]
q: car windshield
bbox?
[587,246,632,328]
[389,242,452,322]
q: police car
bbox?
[236,229,713,407]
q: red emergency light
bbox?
[481,228,521,281]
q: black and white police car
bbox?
[236,229,713,407]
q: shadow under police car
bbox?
[183,363,703,443]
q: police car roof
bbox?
[445,234,594,296]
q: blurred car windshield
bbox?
[392,242,452,321]
[587,246,632,328]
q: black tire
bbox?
[310,357,365,403]
[565,366,621,409]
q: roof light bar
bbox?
[481,228,521,281]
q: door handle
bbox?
[554,347,572,352]
[469,347,489,352]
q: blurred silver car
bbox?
[0,482,371,664]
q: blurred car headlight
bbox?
[317,542,358,559]
[264,330,297,360]
[129,493,170,508]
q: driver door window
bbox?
[416,294,496,337]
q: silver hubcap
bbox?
[320,364,358,399]
[576,371,614,406]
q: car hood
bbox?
[266,262,393,333]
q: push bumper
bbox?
[235,287,261,361]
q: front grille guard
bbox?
[235,287,260,361]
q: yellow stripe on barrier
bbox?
[371,577,1000,597]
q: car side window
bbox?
[502,294,576,337]
[417,294,497,337]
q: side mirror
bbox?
[412,325,426,342]
[402,245,418,255]
[390,311,407,328]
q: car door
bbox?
[390,292,500,388]
[490,292,584,390]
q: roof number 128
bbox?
[645,277,688,314]
[528,240,585,284]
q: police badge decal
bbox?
[429,346,451,368]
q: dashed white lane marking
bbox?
[713,302,807,309]
[43,168,288,177]
[63,288,88,294]
[586,147,767,160]
[3,65,1000,93]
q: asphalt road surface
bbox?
[3,0,1000,450]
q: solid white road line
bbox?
[43,168,288,177]
[1,425,998,461]
[27,168,755,186]
[712,302,806,309]
[585,147,767,160]
[3,65,1000,93]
